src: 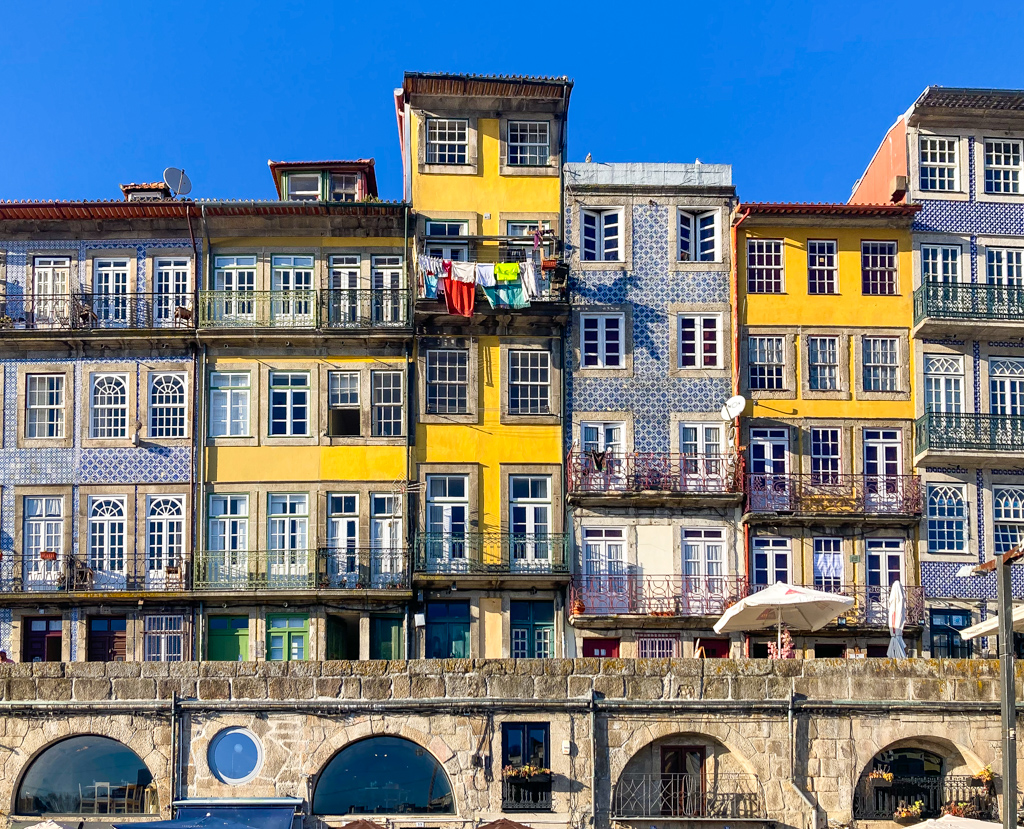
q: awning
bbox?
[115,800,300,829]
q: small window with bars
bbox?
[748,336,785,391]
[862,337,899,392]
[861,242,898,295]
[144,614,184,661]
[636,633,679,659]
[427,119,469,165]
[807,240,837,294]
[508,350,551,415]
[747,239,784,293]
[426,350,469,414]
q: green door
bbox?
[208,615,249,661]
[267,614,308,661]
[326,615,356,659]
[370,616,404,660]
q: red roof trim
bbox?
[739,202,921,217]
[0,200,406,221]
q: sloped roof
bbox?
[739,202,920,218]
[403,71,572,99]
[915,86,1024,113]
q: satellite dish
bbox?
[163,167,192,197]
[721,395,747,421]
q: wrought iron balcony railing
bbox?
[612,773,766,820]
[745,473,923,515]
[0,552,189,593]
[502,776,553,812]
[914,281,1024,325]
[916,412,1024,455]
[416,240,565,302]
[198,289,411,329]
[569,574,749,618]
[1,293,195,331]
[749,581,926,627]
[414,532,570,576]
[569,452,742,496]
[193,547,408,590]
[854,775,994,821]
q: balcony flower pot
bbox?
[39,551,58,561]
[570,598,586,615]
[541,258,557,271]
[504,765,552,783]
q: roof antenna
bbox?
[163,167,193,198]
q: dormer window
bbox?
[330,174,358,202]
[287,174,321,201]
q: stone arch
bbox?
[611,718,763,780]
[853,733,988,783]
[309,731,460,817]
[12,732,156,816]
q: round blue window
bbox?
[208,727,263,785]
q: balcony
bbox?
[569,574,749,619]
[915,412,1024,465]
[197,289,410,329]
[0,552,189,594]
[854,775,994,821]
[1,293,195,332]
[914,281,1024,336]
[502,775,553,812]
[744,473,923,521]
[612,773,766,820]
[193,547,409,591]
[413,532,570,581]
[568,453,742,506]
[749,582,926,627]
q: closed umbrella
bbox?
[713,581,855,649]
[887,579,907,658]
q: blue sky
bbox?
[2,0,1023,204]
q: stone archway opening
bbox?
[853,740,994,821]
[611,731,765,823]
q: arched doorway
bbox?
[15,735,155,816]
[311,736,455,816]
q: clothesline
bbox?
[417,255,543,317]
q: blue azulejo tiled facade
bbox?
[0,234,198,658]
[891,90,1024,651]
[562,163,744,659]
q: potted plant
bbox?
[972,764,994,787]
[570,598,586,615]
[503,764,552,783]
[868,769,894,787]
[943,801,981,818]
[893,801,923,824]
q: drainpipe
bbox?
[197,203,213,662]
[731,206,752,613]
[590,689,598,827]
[170,691,178,805]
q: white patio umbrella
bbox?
[913,815,1002,829]
[887,579,908,658]
[958,603,1024,641]
[713,581,855,649]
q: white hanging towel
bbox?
[451,261,477,283]
[476,263,496,287]
[520,258,539,298]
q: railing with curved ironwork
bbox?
[568,452,742,495]
[1,293,195,330]
[916,412,1024,454]
[744,473,923,515]
[414,532,569,575]
[853,775,994,820]
[612,772,766,819]
[569,574,749,618]
[914,280,1024,324]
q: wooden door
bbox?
[88,617,127,662]
[661,746,706,817]
[23,616,62,662]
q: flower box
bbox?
[570,599,586,615]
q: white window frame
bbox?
[923,354,964,414]
[921,244,962,283]
[812,538,843,592]
[994,486,1024,555]
[330,172,359,202]
[861,241,898,296]
[581,208,622,262]
[371,370,404,437]
[919,135,960,192]
[208,494,249,553]
[25,374,65,439]
[144,614,185,662]
[209,371,250,438]
[147,495,185,576]
[88,496,127,576]
[286,173,322,201]
[678,209,720,262]
[984,139,1022,195]
[748,336,786,390]
[268,371,310,437]
[580,313,625,369]
[751,537,790,586]
[148,372,187,438]
[746,239,784,293]
[507,121,550,166]
[90,373,129,439]
[636,633,679,658]
[212,256,257,321]
[807,240,838,294]
[426,349,470,415]
[153,258,191,323]
[926,484,968,554]
[24,496,64,588]
[508,350,551,415]
[862,337,900,392]
[678,314,722,370]
[807,336,839,391]
[682,528,725,578]
[986,248,1024,285]
[426,118,469,165]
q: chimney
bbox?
[119,182,173,202]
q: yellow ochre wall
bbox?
[738,223,915,421]
[409,115,560,231]
[414,336,562,532]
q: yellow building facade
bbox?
[197,172,414,662]
[737,203,923,656]
[398,72,572,658]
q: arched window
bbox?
[91,374,128,438]
[88,497,126,574]
[995,487,1024,553]
[926,484,966,553]
[312,736,454,815]
[149,373,187,438]
[854,747,945,820]
[16,735,153,815]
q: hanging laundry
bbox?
[482,282,529,310]
[444,277,476,317]
[495,262,521,282]
[520,258,539,299]
[424,273,439,299]
[451,261,476,283]
[476,263,496,287]
[533,229,543,250]
[442,260,453,279]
